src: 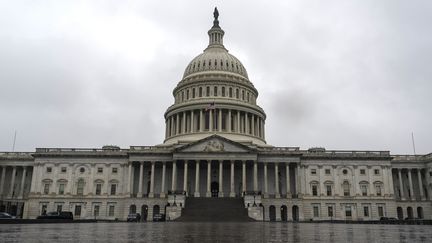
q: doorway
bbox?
[211,181,219,197]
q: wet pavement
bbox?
[0,222,431,243]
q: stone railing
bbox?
[260,147,300,152]
[35,148,129,153]
[392,155,426,161]
[305,150,390,157]
[130,146,172,152]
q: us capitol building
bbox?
[1,9,431,222]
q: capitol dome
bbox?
[163,8,267,146]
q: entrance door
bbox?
[211,181,219,197]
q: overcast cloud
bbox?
[0,0,431,154]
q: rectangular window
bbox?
[363,206,369,217]
[74,205,81,217]
[74,205,82,216]
[108,205,115,217]
[41,205,47,215]
[97,167,103,173]
[375,185,382,196]
[345,206,352,217]
[46,167,52,173]
[58,184,65,195]
[44,184,50,194]
[360,169,366,175]
[311,169,317,175]
[361,185,368,196]
[94,205,100,217]
[61,167,67,173]
[95,184,102,195]
[313,206,319,217]
[374,169,380,175]
[214,86,218,96]
[378,206,384,217]
[325,169,331,175]
[326,185,332,196]
[110,184,117,195]
[57,204,62,213]
[312,185,318,196]
[112,168,118,174]
[328,206,333,217]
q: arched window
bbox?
[206,87,210,97]
[222,87,225,97]
[199,87,203,97]
[77,179,85,195]
[359,181,369,196]
[242,90,245,100]
[186,90,189,100]
[214,86,218,96]
[192,88,195,98]
[229,87,233,97]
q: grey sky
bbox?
[0,0,431,154]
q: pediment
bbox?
[176,135,254,153]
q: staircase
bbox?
[177,197,254,222]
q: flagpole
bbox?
[12,130,17,152]
[411,132,416,156]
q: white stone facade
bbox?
[0,9,431,222]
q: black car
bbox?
[153,213,165,222]
[127,213,141,222]
[0,212,15,219]
[37,211,73,220]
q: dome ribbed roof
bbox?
[183,47,249,79]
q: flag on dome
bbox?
[205,102,215,111]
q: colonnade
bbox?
[0,165,29,198]
[165,109,265,139]
[394,168,430,201]
[128,161,299,198]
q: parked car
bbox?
[0,212,16,219]
[127,213,141,222]
[37,211,73,220]
[153,213,165,222]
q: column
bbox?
[138,162,144,197]
[182,112,186,133]
[160,162,166,198]
[275,163,280,198]
[218,160,223,197]
[149,162,155,198]
[253,161,258,192]
[19,166,27,198]
[251,114,255,136]
[264,163,268,198]
[206,161,211,197]
[333,165,339,196]
[128,163,134,195]
[9,166,16,197]
[170,116,174,136]
[230,161,235,197]
[242,161,246,194]
[218,109,222,132]
[199,109,203,132]
[209,110,213,132]
[426,168,432,200]
[417,169,425,200]
[194,161,200,197]
[176,113,180,135]
[165,119,169,138]
[398,169,405,200]
[286,164,291,198]
[0,167,6,196]
[183,161,188,195]
[190,110,195,133]
[236,111,240,133]
[387,167,395,196]
[408,169,414,200]
[228,110,232,132]
[171,161,177,191]
[245,113,249,134]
